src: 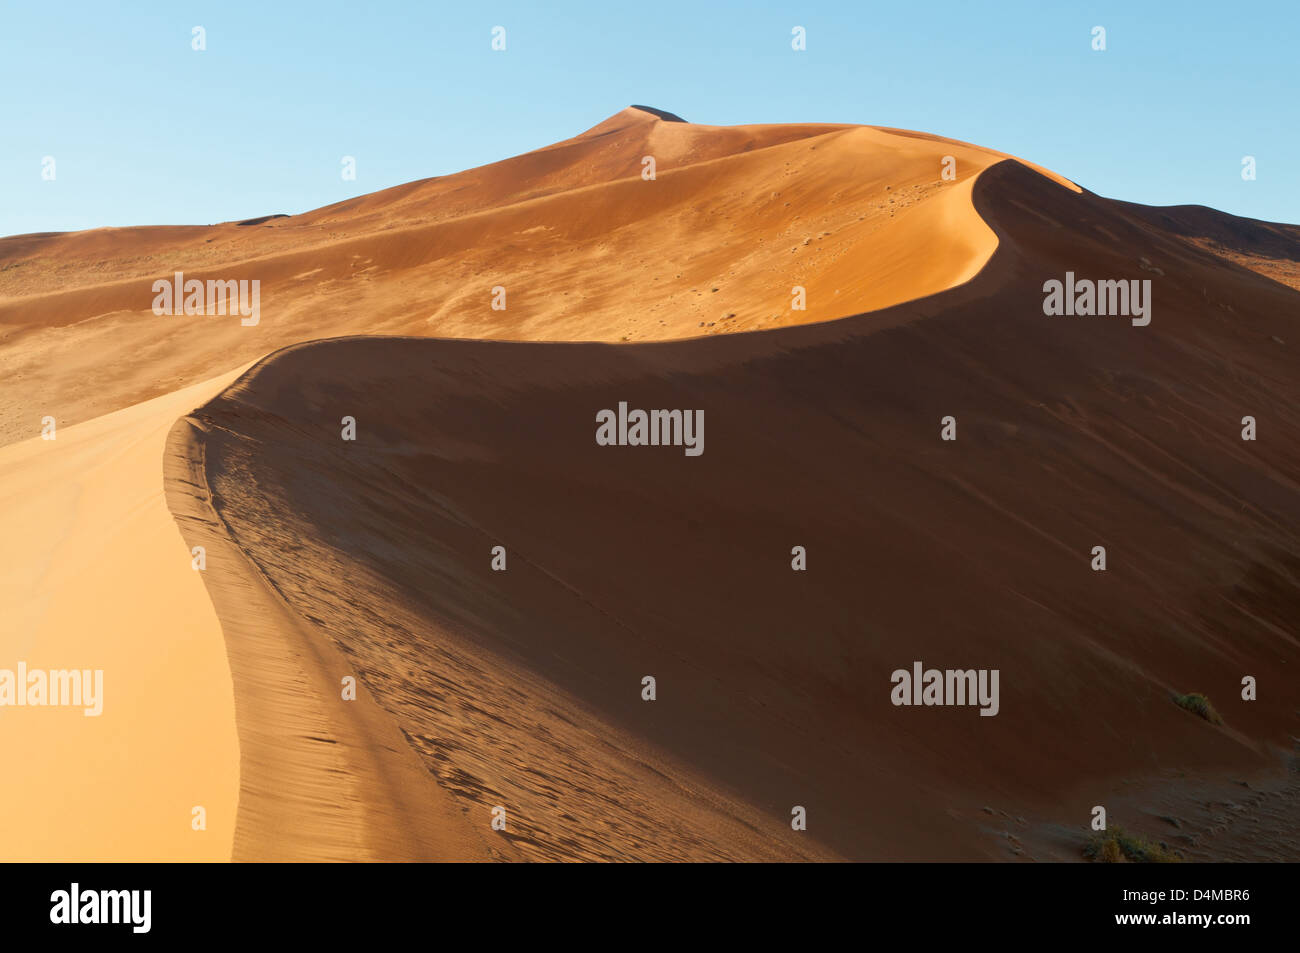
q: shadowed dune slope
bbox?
[1116,200,1300,293]
[182,161,1300,861]
[164,416,496,861]
[0,107,1068,446]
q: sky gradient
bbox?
[2,0,1296,236]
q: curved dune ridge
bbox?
[184,165,1299,861]
[0,106,1073,447]
[2,109,1299,861]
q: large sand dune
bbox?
[2,109,1298,861]
[0,107,1072,447]
[186,163,1298,861]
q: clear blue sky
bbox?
[3,1,1296,236]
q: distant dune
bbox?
[2,109,1298,861]
[176,160,1300,861]
[0,106,1071,447]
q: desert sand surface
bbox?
[0,369,244,860]
[185,161,1300,862]
[164,415,494,861]
[3,108,1298,861]
[0,107,1072,448]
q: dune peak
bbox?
[575,105,688,139]
[627,105,687,122]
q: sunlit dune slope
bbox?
[0,370,245,861]
[183,162,1300,861]
[0,106,1069,446]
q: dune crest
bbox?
[0,108,1070,447]
[178,161,1300,861]
[164,413,495,861]
[6,111,1299,862]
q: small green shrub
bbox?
[1172,692,1224,726]
[1085,827,1182,863]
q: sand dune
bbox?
[0,107,1069,447]
[0,370,245,861]
[3,109,1298,861]
[180,161,1300,861]
[164,414,494,861]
